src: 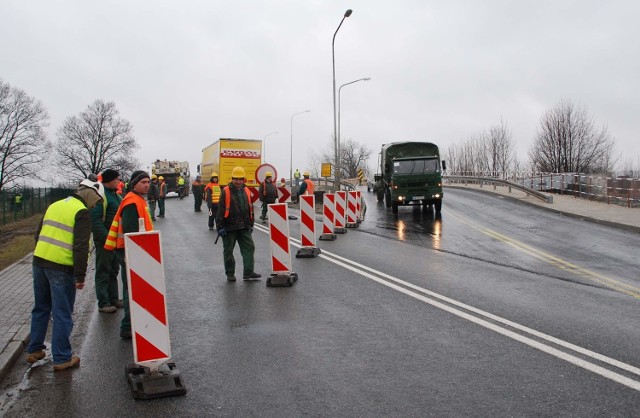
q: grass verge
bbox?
[0,215,40,271]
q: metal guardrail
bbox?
[444,175,554,204]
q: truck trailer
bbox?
[199,138,262,186]
[150,160,191,197]
[374,141,446,214]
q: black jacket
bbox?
[216,183,254,231]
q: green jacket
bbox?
[90,186,122,246]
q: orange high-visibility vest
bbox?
[205,182,221,204]
[223,185,253,220]
[116,181,124,195]
[104,192,153,250]
[303,178,315,195]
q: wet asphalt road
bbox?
[2,188,640,416]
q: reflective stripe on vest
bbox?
[104,192,153,250]
[34,196,86,266]
[223,185,253,220]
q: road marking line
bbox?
[446,210,640,299]
[254,224,640,391]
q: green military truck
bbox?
[373,141,446,214]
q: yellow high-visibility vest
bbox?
[34,197,86,266]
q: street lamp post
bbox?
[290,110,310,186]
[262,131,278,163]
[338,77,371,169]
[332,8,353,192]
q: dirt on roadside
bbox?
[0,215,41,271]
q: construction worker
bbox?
[191,175,205,212]
[216,166,261,282]
[147,174,160,221]
[258,171,278,222]
[296,171,315,197]
[204,173,221,230]
[26,180,103,370]
[177,174,186,199]
[90,169,122,314]
[14,192,23,212]
[104,170,153,339]
[158,176,167,218]
[293,168,301,186]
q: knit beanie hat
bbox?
[129,170,150,189]
[101,169,120,183]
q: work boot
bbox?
[53,355,80,371]
[120,330,132,339]
[99,305,117,313]
[226,275,237,282]
[243,272,262,281]
[25,350,46,363]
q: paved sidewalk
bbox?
[1,188,639,383]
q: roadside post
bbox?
[123,228,186,400]
[266,203,298,287]
[296,194,321,258]
[319,193,337,241]
[334,191,347,234]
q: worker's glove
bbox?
[217,228,227,237]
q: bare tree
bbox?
[529,99,616,174]
[0,79,51,191]
[55,99,139,179]
[486,118,515,178]
[316,137,371,179]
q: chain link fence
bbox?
[0,187,75,225]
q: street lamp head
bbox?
[344,9,353,17]
[364,77,371,81]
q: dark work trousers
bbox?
[208,204,218,229]
[194,194,203,211]
[158,198,166,217]
[115,250,130,333]
[222,228,255,277]
[94,244,120,308]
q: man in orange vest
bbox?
[296,171,315,197]
[104,170,153,339]
[204,173,221,230]
[191,175,205,212]
[216,166,261,282]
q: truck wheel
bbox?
[392,201,398,214]
[385,189,391,208]
[434,200,442,214]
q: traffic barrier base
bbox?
[267,272,299,287]
[125,362,186,400]
[319,233,336,241]
[296,247,321,258]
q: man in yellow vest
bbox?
[177,175,186,199]
[104,170,153,339]
[204,173,221,230]
[26,180,103,371]
[216,166,261,282]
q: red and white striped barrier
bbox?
[346,191,358,228]
[356,191,362,223]
[267,203,298,286]
[124,231,171,366]
[319,193,336,241]
[334,191,347,234]
[296,195,321,258]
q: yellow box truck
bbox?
[199,138,262,186]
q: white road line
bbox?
[254,221,640,391]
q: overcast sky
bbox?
[3,0,639,180]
